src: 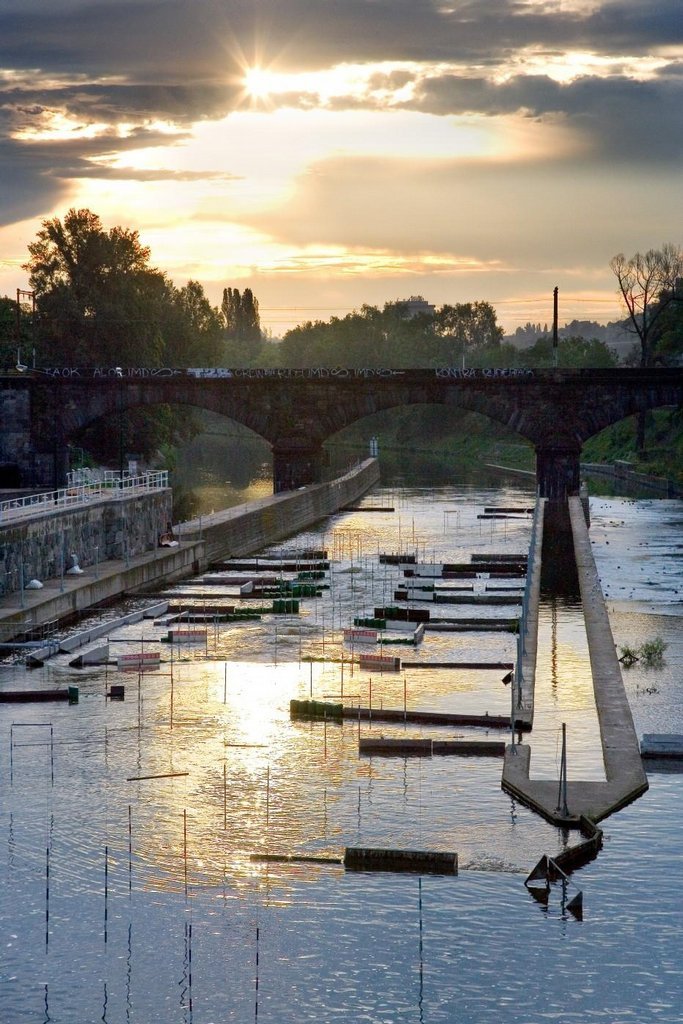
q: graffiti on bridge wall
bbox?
[36,366,536,380]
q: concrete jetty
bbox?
[502,497,648,826]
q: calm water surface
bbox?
[1,479,682,1023]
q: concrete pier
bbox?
[502,496,648,826]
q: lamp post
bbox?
[118,375,125,482]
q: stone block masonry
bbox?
[0,490,172,596]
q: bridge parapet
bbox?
[2,367,681,493]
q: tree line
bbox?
[1,208,262,371]
[2,210,680,465]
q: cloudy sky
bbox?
[1,0,681,336]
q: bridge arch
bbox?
[3,367,681,497]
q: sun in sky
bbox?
[1,1,681,335]
[243,66,275,102]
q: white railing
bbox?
[0,471,169,524]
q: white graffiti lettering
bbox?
[41,367,82,377]
[35,365,532,381]
[435,367,534,379]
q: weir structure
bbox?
[1,367,681,507]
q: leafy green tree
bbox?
[222,286,262,363]
[0,295,35,369]
[22,209,232,466]
[166,280,224,365]
[649,290,683,366]
[24,208,167,366]
[519,335,617,368]
[276,299,506,369]
[433,302,503,365]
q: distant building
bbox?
[398,295,436,319]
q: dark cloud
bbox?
[2,1,682,77]
[0,0,681,226]
[1,83,242,126]
[410,72,683,163]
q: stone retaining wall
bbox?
[0,490,172,595]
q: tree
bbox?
[519,335,617,368]
[433,302,504,365]
[610,243,683,449]
[610,244,683,367]
[221,286,262,362]
[24,208,166,366]
[0,295,35,369]
[23,210,231,466]
[166,280,224,365]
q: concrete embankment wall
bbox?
[0,460,380,638]
[0,490,172,596]
[581,461,680,497]
[502,496,648,826]
[176,459,381,565]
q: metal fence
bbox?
[0,471,169,525]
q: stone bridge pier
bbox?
[273,439,327,492]
[535,444,581,505]
[536,444,582,594]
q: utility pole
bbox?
[16,289,35,369]
[552,286,559,368]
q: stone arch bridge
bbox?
[1,366,681,503]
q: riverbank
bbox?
[581,459,681,496]
[0,459,379,641]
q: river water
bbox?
[1,466,682,1023]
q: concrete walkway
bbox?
[0,539,204,641]
[0,460,380,644]
[502,497,648,826]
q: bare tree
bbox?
[610,244,683,368]
[610,244,683,451]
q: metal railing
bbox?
[0,471,169,525]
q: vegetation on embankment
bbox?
[583,409,683,490]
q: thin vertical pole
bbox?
[254,924,260,1022]
[223,762,227,830]
[224,662,227,704]
[104,845,108,944]
[266,765,270,828]
[45,846,50,951]
[510,662,516,752]
[418,877,424,1019]
[128,804,132,894]
[183,809,188,898]
[403,674,407,723]
[188,921,193,1015]
[557,722,569,816]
